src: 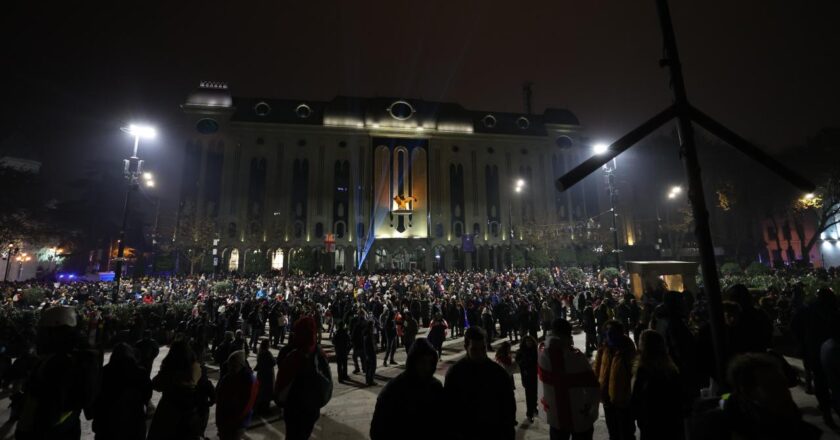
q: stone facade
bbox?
[178,81,602,272]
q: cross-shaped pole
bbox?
[555,0,815,386]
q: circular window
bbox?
[196,118,219,134]
[338,141,347,148]
[296,104,312,119]
[452,145,460,153]
[387,100,415,120]
[254,102,271,116]
[482,114,497,128]
[516,116,530,129]
[555,136,573,149]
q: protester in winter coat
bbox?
[539,319,600,440]
[444,326,516,440]
[792,287,840,425]
[630,330,683,440]
[690,353,821,440]
[275,316,333,440]
[402,311,419,354]
[495,341,517,390]
[821,307,840,425]
[255,339,275,414]
[216,351,258,440]
[370,338,445,440]
[332,322,351,382]
[594,320,637,440]
[92,343,152,440]
[15,306,100,440]
[363,319,378,386]
[427,313,449,359]
[148,339,205,440]
[516,336,539,423]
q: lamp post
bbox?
[16,253,31,281]
[2,244,17,282]
[508,179,525,268]
[114,124,156,301]
[593,143,621,269]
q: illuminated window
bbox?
[228,249,240,271]
[271,249,284,270]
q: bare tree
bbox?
[791,172,840,264]
[174,203,217,275]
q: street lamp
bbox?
[2,244,17,282]
[16,253,31,281]
[592,144,621,269]
[667,185,682,199]
[114,123,156,300]
[509,179,526,268]
[593,143,609,155]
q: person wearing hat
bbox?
[16,306,100,440]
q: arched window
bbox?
[228,249,240,271]
[271,249,284,270]
[315,222,324,238]
[335,222,346,239]
[473,223,481,236]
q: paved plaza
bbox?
[0,329,836,440]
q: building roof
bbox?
[184,81,579,136]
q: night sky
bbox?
[3,0,839,212]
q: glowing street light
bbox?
[516,179,525,188]
[667,185,683,199]
[592,143,609,155]
[114,123,157,298]
[804,193,815,200]
[123,124,157,139]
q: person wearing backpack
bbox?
[275,316,333,440]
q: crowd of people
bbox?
[0,265,838,440]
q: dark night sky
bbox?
[3,0,839,215]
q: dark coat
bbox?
[630,365,684,440]
[370,373,445,440]
[92,358,152,440]
[443,357,516,440]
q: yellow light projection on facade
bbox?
[373,139,428,239]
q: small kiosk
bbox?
[625,261,699,300]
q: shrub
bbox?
[19,288,48,306]
[745,261,770,277]
[212,280,234,295]
[599,267,621,282]
[720,262,742,277]
[530,268,552,285]
[565,267,585,283]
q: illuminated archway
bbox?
[228,248,240,271]
[271,249,285,270]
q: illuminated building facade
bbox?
[178,81,601,272]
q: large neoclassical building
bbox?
[178,81,602,272]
